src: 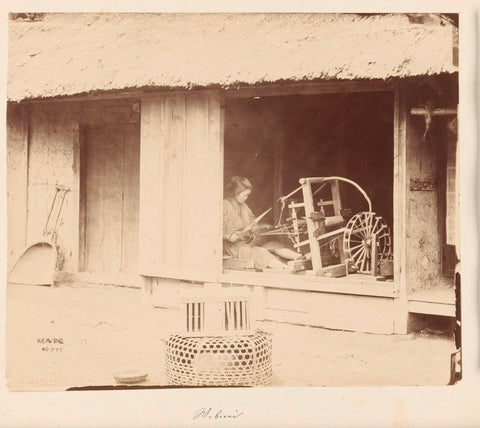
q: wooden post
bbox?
[338,234,346,265]
[393,84,409,334]
[23,105,30,248]
[273,129,284,227]
[371,232,378,277]
[289,202,301,248]
[71,105,81,274]
[253,285,266,321]
[330,179,343,216]
[300,178,324,276]
[141,275,152,304]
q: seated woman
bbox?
[223,176,302,270]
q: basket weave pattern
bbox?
[165,331,272,386]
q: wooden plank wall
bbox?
[81,123,140,274]
[264,288,395,334]
[79,101,140,279]
[139,93,223,282]
[122,125,141,273]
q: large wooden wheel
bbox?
[343,212,392,274]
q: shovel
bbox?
[8,185,70,286]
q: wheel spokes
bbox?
[344,211,392,273]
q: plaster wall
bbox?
[6,104,28,271]
[405,102,452,293]
[7,102,80,275]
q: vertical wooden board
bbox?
[81,122,139,275]
[393,85,408,333]
[102,126,124,272]
[79,126,87,271]
[184,96,208,273]
[445,136,457,246]
[302,183,323,272]
[121,124,140,273]
[70,115,81,273]
[139,98,165,273]
[330,180,342,215]
[206,95,223,279]
[139,94,223,282]
[161,97,186,270]
[181,100,193,273]
[84,126,105,272]
[273,132,284,223]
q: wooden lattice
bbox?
[180,285,254,337]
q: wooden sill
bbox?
[407,286,456,317]
[220,269,396,298]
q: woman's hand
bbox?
[229,232,241,242]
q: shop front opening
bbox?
[223,91,394,285]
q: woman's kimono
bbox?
[223,198,276,269]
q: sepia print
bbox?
[5,12,460,392]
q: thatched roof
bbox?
[7,13,457,102]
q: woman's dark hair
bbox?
[225,176,253,198]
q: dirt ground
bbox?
[5,282,456,391]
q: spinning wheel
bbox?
[343,212,392,274]
[256,177,393,277]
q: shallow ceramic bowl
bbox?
[113,370,148,384]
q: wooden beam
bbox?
[71,106,81,272]
[12,88,223,104]
[225,80,393,99]
[408,300,455,317]
[23,105,30,247]
[410,107,457,116]
[12,77,447,106]
[221,270,396,298]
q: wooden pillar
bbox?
[301,178,324,276]
[393,84,409,334]
[253,285,266,320]
[273,132,284,225]
[330,179,343,216]
[141,275,152,304]
[71,105,81,273]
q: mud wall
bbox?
[404,79,456,293]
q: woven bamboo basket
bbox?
[165,331,272,386]
[165,284,272,386]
